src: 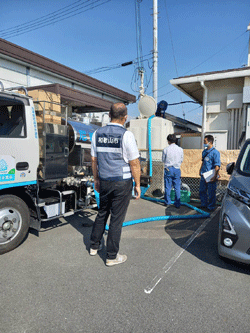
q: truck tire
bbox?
[0,195,30,254]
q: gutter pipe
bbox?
[200,81,208,148]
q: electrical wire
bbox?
[151,88,176,99]
[85,62,126,75]
[131,65,148,93]
[182,30,248,76]
[187,105,202,113]
[0,0,85,34]
[168,101,199,106]
[0,0,111,39]
[132,0,150,95]
[238,39,249,66]
[1,0,111,39]
[85,53,152,75]
[135,0,144,70]
[1,0,109,38]
[164,2,178,76]
[156,30,248,97]
[164,0,186,118]
[144,68,153,92]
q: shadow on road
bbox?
[164,204,250,275]
[31,200,250,275]
[30,208,108,264]
[73,209,107,264]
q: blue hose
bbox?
[105,198,210,230]
[122,211,208,227]
[140,195,209,217]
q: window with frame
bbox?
[239,143,250,175]
[0,103,26,138]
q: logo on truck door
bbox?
[0,155,15,182]
[32,107,38,139]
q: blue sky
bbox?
[1,0,249,124]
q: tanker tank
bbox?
[67,118,100,174]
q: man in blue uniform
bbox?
[199,135,220,211]
[162,134,183,208]
[90,103,141,266]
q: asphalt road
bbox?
[1,198,250,333]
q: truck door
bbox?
[0,93,39,189]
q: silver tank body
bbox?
[67,118,99,167]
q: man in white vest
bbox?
[162,134,183,208]
[90,103,141,266]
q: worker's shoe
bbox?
[106,254,127,267]
[89,243,102,256]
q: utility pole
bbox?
[248,22,250,66]
[153,0,158,103]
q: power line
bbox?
[85,53,152,75]
[132,0,151,95]
[168,101,199,106]
[1,0,111,39]
[147,87,175,99]
[144,68,153,92]
[0,0,111,39]
[0,0,85,34]
[238,39,249,65]
[187,105,202,113]
[182,30,248,76]
[163,0,178,77]
[0,0,107,38]
[135,0,144,70]
[164,0,185,118]
[155,29,248,101]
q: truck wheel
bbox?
[0,195,30,254]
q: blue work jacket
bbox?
[201,147,221,174]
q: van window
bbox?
[0,104,26,138]
[239,143,250,175]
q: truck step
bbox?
[63,210,75,217]
[37,199,46,207]
[62,190,76,196]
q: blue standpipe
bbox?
[148,115,155,178]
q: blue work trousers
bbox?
[199,177,217,210]
[164,167,181,208]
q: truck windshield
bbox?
[0,104,26,138]
[239,142,250,175]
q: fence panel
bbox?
[140,149,229,202]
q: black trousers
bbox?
[90,178,133,259]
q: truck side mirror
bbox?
[226,162,235,175]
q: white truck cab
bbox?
[0,89,39,188]
[0,84,96,254]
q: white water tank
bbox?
[138,95,157,118]
[128,117,174,150]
